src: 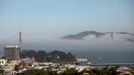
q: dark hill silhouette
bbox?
[62,31,134,42]
[62,31,105,40]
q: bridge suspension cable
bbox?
[21,32,47,42]
[0,33,19,44]
[0,32,47,45]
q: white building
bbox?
[0,58,7,66]
[76,58,88,63]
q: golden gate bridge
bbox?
[0,32,47,45]
[0,32,134,66]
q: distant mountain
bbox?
[62,31,134,42]
[62,31,106,40]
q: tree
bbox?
[59,68,79,75]
[14,65,20,71]
[0,69,4,75]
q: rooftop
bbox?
[4,45,20,48]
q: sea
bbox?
[70,50,134,64]
[0,45,134,64]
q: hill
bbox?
[20,50,76,63]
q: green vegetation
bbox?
[83,65,120,75]
[20,50,76,63]
[0,69,4,75]
[59,68,80,75]
[129,66,134,75]
[16,69,57,75]
[16,65,122,75]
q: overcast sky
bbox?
[0,0,134,38]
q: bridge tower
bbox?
[19,32,22,44]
